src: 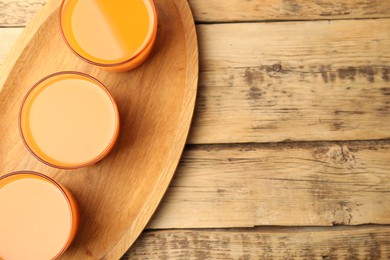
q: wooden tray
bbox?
[0,0,198,258]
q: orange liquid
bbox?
[61,0,156,65]
[0,173,75,260]
[20,73,119,168]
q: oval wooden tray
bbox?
[0,0,198,258]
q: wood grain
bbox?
[147,141,390,229]
[0,0,198,258]
[1,0,390,26]
[124,226,390,259]
[190,19,390,143]
[2,19,390,144]
[190,0,390,22]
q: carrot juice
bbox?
[60,0,158,71]
[19,72,120,169]
[0,172,79,260]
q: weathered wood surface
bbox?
[1,0,390,26]
[191,19,390,144]
[146,141,390,228]
[124,226,390,259]
[2,18,390,144]
[190,0,390,22]
[1,0,390,259]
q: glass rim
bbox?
[19,71,120,169]
[59,0,158,67]
[0,171,78,259]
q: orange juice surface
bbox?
[20,73,119,168]
[61,0,156,65]
[0,173,74,259]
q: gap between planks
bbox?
[196,16,390,25]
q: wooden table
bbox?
[1,0,390,259]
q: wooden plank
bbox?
[0,0,45,27]
[190,0,390,22]
[124,226,390,259]
[147,141,390,228]
[1,19,390,144]
[191,19,390,143]
[1,0,390,26]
